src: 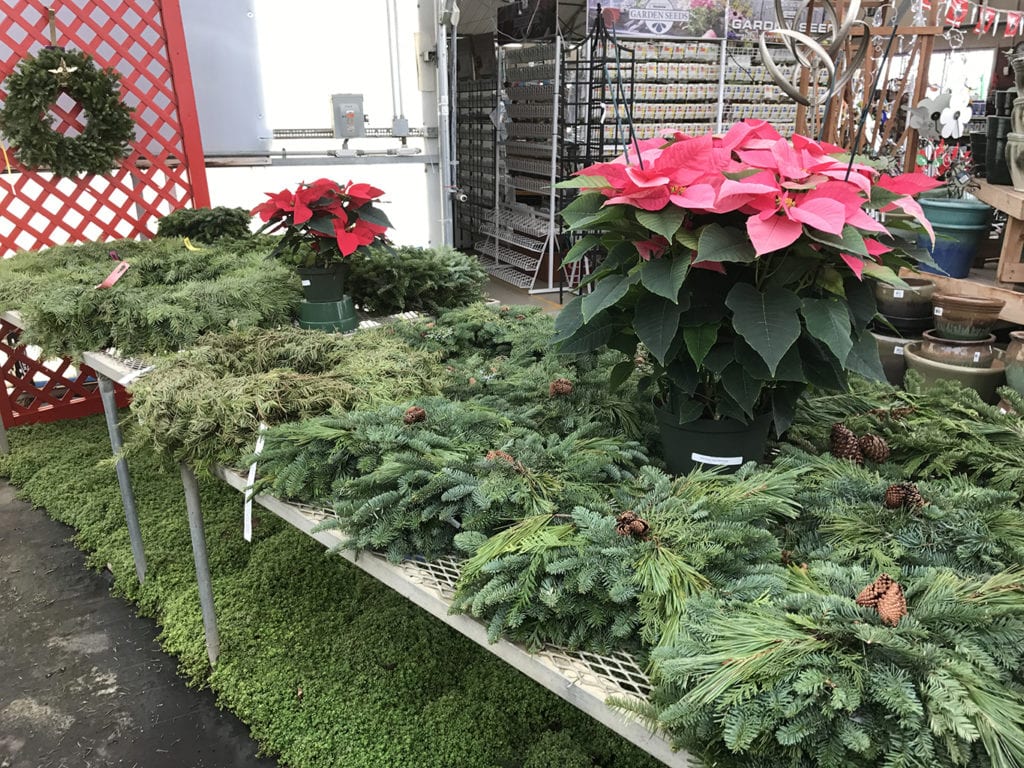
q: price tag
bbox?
[244,423,268,542]
[934,307,944,316]
[691,452,744,466]
[894,346,905,356]
[301,279,311,287]
[893,289,905,298]
[94,261,131,289]
[974,352,982,362]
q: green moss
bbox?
[0,417,660,768]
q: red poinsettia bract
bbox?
[251,178,389,262]
[575,120,939,279]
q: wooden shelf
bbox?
[900,266,1024,325]
[971,180,1024,283]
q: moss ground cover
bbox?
[0,416,660,768]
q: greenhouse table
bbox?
[211,465,690,768]
[19,315,693,767]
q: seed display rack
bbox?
[475,41,570,294]
[454,77,499,251]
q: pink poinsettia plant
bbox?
[251,178,391,268]
[554,119,940,433]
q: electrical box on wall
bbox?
[331,94,365,138]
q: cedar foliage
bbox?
[346,244,487,315]
[155,206,252,242]
[0,238,299,356]
[128,326,443,467]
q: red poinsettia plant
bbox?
[555,119,941,433]
[251,178,392,268]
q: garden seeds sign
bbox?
[588,0,828,40]
[588,0,726,39]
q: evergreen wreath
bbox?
[0,47,135,177]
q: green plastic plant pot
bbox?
[654,406,771,475]
[296,264,348,302]
[297,297,358,333]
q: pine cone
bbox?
[403,406,426,424]
[884,482,925,510]
[876,581,908,627]
[615,511,650,539]
[829,424,863,464]
[549,378,574,397]
[485,450,526,474]
[901,482,926,510]
[858,434,891,463]
[883,484,906,509]
[855,573,895,608]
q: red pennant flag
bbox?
[946,0,968,26]
[1006,10,1022,36]
[975,6,997,34]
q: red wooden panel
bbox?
[0,319,130,428]
[0,0,210,256]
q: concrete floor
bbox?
[0,482,277,768]
[484,276,568,314]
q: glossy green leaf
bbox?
[721,363,763,417]
[552,295,584,343]
[581,272,639,322]
[640,256,689,302]
[636,207,685,242]
[725,284,802,376]
[563,234,602,266]
[695,222,756,264]
[633,293,683,365]
[555,174,611,189]
[675,228,699,250]
[683,324,718,367]
[559,192,605,227]
[556,312,614,354]
[844,277,877,330]
[608,360,635,392]
[845,329,887,381]
[801,297,853,367]
[806,225,868,257]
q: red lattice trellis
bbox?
[0,318,129,428]
[0,0,210,255]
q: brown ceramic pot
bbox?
[932,294,1005,340]
[917,330,996,369]
[873,278,935,318]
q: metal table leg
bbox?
[180,463,220,666]
[97,374,146,583]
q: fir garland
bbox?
[0,48,135,177]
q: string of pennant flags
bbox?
[925,0,1024,36]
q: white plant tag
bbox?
[244,423,268,542]
[301,279,311,286]
[934,307,944,316]
[893,289,905,298]
[894,346,904,356]
[691,452,744,466]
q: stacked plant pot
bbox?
[1007,55,1024,191]
[871,278,935,385]
[903,294,1007,403]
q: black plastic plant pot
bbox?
[296,263,348,303]
[654,406,771,475]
